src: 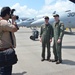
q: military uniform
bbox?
[53,20,64,62]
[40,23,53,60]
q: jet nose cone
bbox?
[31,18,44,27]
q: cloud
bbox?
[37,0,75,17]
[11,3,38,18]
[0,0,75,18]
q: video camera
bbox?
[10,9,19,20]
[10,9,19,30]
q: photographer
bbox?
[0,6,19,75]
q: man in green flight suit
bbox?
[52,14,64,64]
[40,16,53,62]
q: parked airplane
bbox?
[31,10,75,32]
[17,18,34,27]
[30,0,75,32]
[30,9,75,40]
[17,0,75,40]
[17,0,75,29]
[17,16,45,27]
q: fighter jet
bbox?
[17,18,35,27]
[30,0,75,33]
[17,16,45,27]
[31,10,75,33]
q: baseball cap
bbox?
[44,16,49,19]
[53,14,59,17]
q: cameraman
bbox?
[0,6,18,75]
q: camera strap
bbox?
[9,20,14,47]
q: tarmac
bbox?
[12,27,75,75]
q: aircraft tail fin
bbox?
[69,0,75,3]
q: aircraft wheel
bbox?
[30,35,35,40]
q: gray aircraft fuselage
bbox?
[31,11,75,29]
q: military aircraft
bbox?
[30,0,75,33]
[17,18,35,27]
[31,10,75,33]
[17,0,75,40]
[17,16,45,27]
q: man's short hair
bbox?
[44,16,49,19]
[1,6,11,17]
[53,14,59,17]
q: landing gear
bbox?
[30,28,39,40]
[69,28,72,33]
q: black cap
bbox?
[44,16,49,19]
[53,14,59,17]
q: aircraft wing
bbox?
[69,0,75,3]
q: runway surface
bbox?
[12,27,75,75]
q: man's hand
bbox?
[40,37,42,42]
[57,39,61,43]
[11,15,16,25]
[50,39,52,42]
[0,17,2,20]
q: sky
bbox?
[0,0,75,18]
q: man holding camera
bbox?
[0,7,19,75]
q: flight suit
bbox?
[40,23,53,59]
[53,20,64,61]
